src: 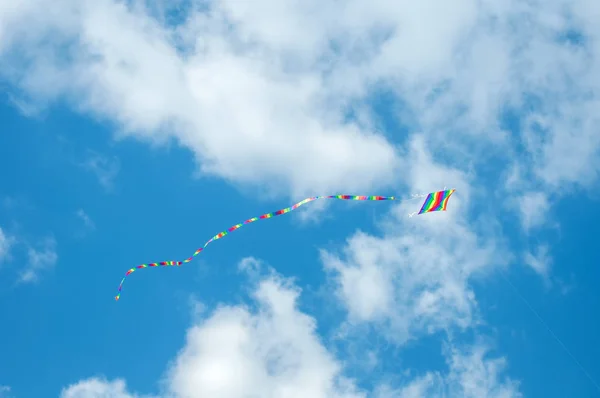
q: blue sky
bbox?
[1,1,600,397]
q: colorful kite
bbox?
[418,189,455,214]
[115,189,455,301]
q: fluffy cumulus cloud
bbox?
[165,275,364,398]
[60,269,521,398]
[0,0,401,197]
[322,136,503,344]
[1,0,596,199]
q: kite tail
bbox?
[115,260,182,301]
[114,193,435,301]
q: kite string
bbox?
[499,269,600,394]
[115,194,419,301]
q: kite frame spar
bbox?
[114,189,455,301]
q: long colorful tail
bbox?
[115,192,454,301]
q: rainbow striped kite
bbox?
[418,189,455,214]
[115,190,455,301]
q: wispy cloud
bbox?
[517,192,550,232]
[237,256,262,278]
[76,209,95,231]
[19,237,58,284]
[523,244,552,281]
[6,93,43,118]
[376,344,522,398]
[83,152,120,191]
[0,385,12,398]
[0,227,14,264]
[60,379,149,398]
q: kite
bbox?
[418,189,455,214]
[115,189,455,301]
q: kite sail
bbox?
[418,189,455,214]
[115,190,455,301]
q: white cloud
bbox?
[376,344,521,398]
[76,209,95,231]
[0,0,401,198]
[6,93,42,117]
[165,275,364,398]
[60,378,144,398]
[443,344,522,398]
[324,242,393,321]
[523,244,552,279]
[19,237,58,283]
[2,0,600,207]
[187,295,207,322]
[61,271,366,398]
[322,136,503,344]
[0,385,11,398]
[60,270,521,398]
[237,256,262,276]
[83,152,120,191]
[0,227,14,264]
[517,192,550,232]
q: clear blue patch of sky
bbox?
[473,195,600,396]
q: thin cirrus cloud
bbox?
[82,153,120,192]
[76,209,95,231]
[18,237,58,284]
[0,224,57,283]
[0,385,13,398]
[0,227,14,264]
